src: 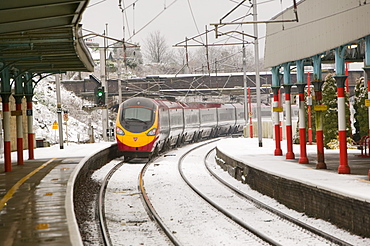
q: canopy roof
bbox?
[0,0,94,73]
[264,0,370,68]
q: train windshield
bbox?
[121,106,155,133]
[124,107,152,122]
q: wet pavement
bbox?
[0,157,83,246]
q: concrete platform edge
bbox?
[65,143,116,246]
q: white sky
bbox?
[81,0,295,56]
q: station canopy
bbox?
[0,0,94,73]
[264,0,370,68]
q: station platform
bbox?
[216,138,370,239]
[0,143,111,246]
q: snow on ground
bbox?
[89,138,370,245]
[2,142,113,162]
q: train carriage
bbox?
[116,97,245,160]
[198,103,219,139]
[182,103,201,143]
[233,102,245,134]
[216,104,236,136]
[116,97,162,159]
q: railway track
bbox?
[96,139,357,245]
[96,158,172,246]
[97,161,124,246]
[178,141,353,246]
[204,148,352,246]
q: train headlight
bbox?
[146,128,157,136]
[116,127,125,135]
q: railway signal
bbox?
[95,86,105,106]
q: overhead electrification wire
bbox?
[87,0,107,8]
[119,0,132,41]
[187,0,203,42]
[128,0,179,40]
[120,0,140,12]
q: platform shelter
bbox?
[264,0,370,174]
[0,1,95,172]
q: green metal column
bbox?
[24,72,35,160]
[312,55,326,169]
[1,68,12,171]
[14,71,24,165]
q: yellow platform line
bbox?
[0,158,56,211]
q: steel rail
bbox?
[177,139,281,246]
[204,148,353,246]
[138,159,182,246]
[97,162,124,246]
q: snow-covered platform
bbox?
[0,143,112,246]
[216,138,370,238]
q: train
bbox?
[115,97,245,160]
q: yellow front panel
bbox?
[116,109,159,148]
[116,132,155,147]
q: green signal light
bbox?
[97,92,103,97]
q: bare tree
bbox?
[143,30,170,64]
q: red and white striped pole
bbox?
[283,84,294,159]
[15,74,24,165]
[15,99,24,165]
[24,73,35,160]
[335,75,350,174]
[2,98,12,171]
[272,86,282,156]
[27,101,35,160]
[248,87,253,138]
[296,84,309,163]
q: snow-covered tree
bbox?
[353,77,368,143]
[321,74,350,148]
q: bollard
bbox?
[368,169,370,181]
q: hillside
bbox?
[33,77,105,144]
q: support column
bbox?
[296,60,308,163]
[283,84,294,159]
[312,55,326,169]
[312,80,326,169]
[271,66,282,156]
[335,46,350,174]
[24,73,35,160]
[335,75,350,174]
[296,84,309,163]
[14,75,24,165]
[283,62,294,159]
[1,69,12,171]
[272,86,282,156]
